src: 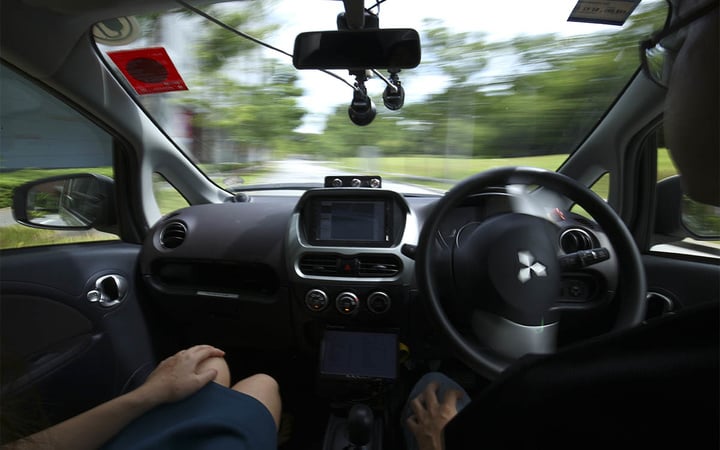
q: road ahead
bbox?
[254,159,343,185]
[252,159,440,195]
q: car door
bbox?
[0,62,154,443]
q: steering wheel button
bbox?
[563,280,590,300]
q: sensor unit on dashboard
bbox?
[325,176,382,188]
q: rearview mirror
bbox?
[12,173,116,232]
[293,28,421,70]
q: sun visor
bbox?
[568,0,640,26]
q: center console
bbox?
[286,187,417,348]
[286,186,419,448]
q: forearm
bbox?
[5,346,223,450]
[6,387,159,450]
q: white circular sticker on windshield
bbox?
[93,16,142,46]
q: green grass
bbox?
[0,225,117,250]
[657,148,679,180]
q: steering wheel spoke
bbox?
[471,310,558,361]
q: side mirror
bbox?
[12,173,117,233]
[293,28,421,70]
[654,175,720,241]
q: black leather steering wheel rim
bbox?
[416,167,647,379]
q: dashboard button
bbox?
[305,289,329,311]
[336,292,359,315]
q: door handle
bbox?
[87,274,128,307]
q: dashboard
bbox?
[138,184,614,359]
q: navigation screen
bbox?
[319,330,397,380]
[315,199,387,243]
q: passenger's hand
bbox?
[138,345,225,406]
[406,381,463,450]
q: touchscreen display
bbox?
[319,330,397,380]
[315,199,387,243]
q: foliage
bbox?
[166,4,305,162]
[139,0,668,165]
[206,66,305,151]
[292,2,668,160]
[195,8,279,73]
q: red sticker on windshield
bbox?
[107,47,188,95]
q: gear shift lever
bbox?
[347,403,373,449]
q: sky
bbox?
[250,0,653,132]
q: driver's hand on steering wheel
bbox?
[406,381,464,450]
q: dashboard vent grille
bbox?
[560,228,595,253]
[357,255,401,277]
[299,254,338,275]
[160,221,187,249]
[299,254,402,277]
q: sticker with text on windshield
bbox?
[568,0,640,25]
[107,47,188,95]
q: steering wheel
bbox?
[416,167,647,379]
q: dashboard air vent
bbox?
[299,254,401,277]
[160,221,187,249]
[357,255,401,277]
[299,254,339,275]
[560,228,595,253]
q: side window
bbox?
[652,147,720,259]
[153,173,189,216]
[0,64,117,249]
[571,172,610,218]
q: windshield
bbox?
[96,0,668,194]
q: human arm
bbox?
[4,345,225,450]
[405,381,464,450]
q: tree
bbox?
[172,3,305,162]
[378,0,669,158]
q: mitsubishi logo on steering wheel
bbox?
[518,251,547,283]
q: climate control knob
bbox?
[367,291,391,314]
[305,289,328,311]
[336,292,359,315]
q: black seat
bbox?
[445,301,719,449]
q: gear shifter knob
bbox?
[347,403,373,448]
